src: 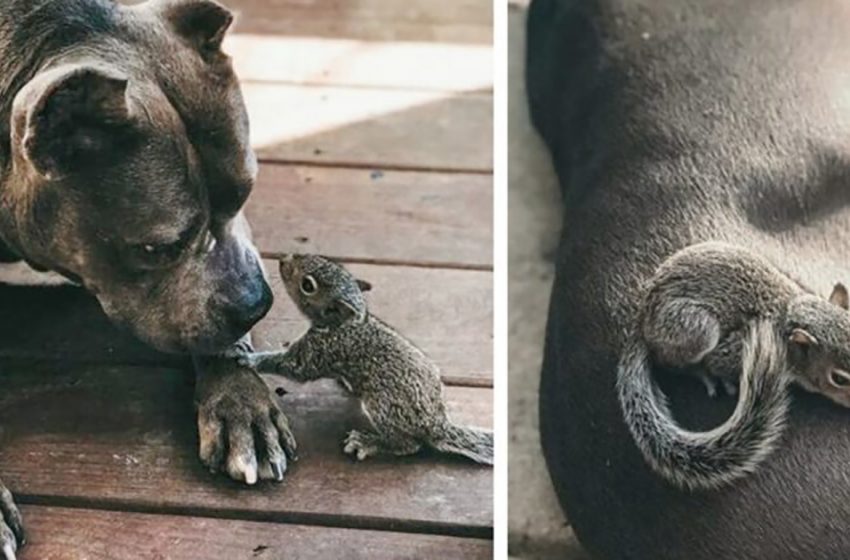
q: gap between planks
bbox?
[258,253,494,273]
[13,494,494,540]
[17,505,493,560]
[241,78,493,97]
[0,356,490,389]
[257,157,494,176]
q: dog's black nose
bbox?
[228,280,273,333]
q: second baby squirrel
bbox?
[239,254,493,465]
[617,241,850,491]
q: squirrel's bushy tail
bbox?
[616,319,791,491]
[430,423,493,465]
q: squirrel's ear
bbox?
[830,283,849,310]
[323,299,361,322]
[356,279,373,292]
[790,328,818,347]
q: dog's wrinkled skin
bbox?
[0,0,295,554]
[529,0,850,558]
[0,0,268,352]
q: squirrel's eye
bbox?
[300,275,318,295]
[829,369,850,388]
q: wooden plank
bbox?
[227,0,493,44]
[0,262,492,386]
[247,164,493,268]
[17,505,492,560]
[255,262,493,387]
[0,284,180,367]
[225,35,492,92]
[0,364,493,533]
[243,83,493,172]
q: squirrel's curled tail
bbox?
[430,423,494,465]
[616,319,791,491]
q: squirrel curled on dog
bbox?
[616,241,850,491]
[239,254,493,465]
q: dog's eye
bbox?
[129,219,204,267]
[130,239,185,267]
[135,240,180,257]
[829,369,850,388]
[300,275,318,295]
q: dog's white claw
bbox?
[228,455,258,486]
[244,464,258,485]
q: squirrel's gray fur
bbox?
[240,254,494,465]
[617,242,850,490]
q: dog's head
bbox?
[3,0,271,353]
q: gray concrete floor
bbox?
[507,3,591,558]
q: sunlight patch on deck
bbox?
[243,83,485,150]
[224,34,493,92]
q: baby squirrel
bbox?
[616,241,850,491]
[239,254,493,465]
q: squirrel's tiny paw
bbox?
[236,355,256,369]
[343,430,379,461]
[697,373,737,398]
[721,378,739,396]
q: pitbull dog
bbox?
[0,0,297,556]
[528,0,850,558]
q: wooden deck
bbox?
[0,1,493,558]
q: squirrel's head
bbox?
[786,283,850,407]
[278,254,372,328]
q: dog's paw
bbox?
[0,479,24,559]
[343,430,379,461]
[195,357,298,484]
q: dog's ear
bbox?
[162,0,234,52]
[831,283,849,310]
[12,64,133,178]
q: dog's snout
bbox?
[227,279,273,333]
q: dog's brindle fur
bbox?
[529,0,850,557]
[0,1,297,555]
